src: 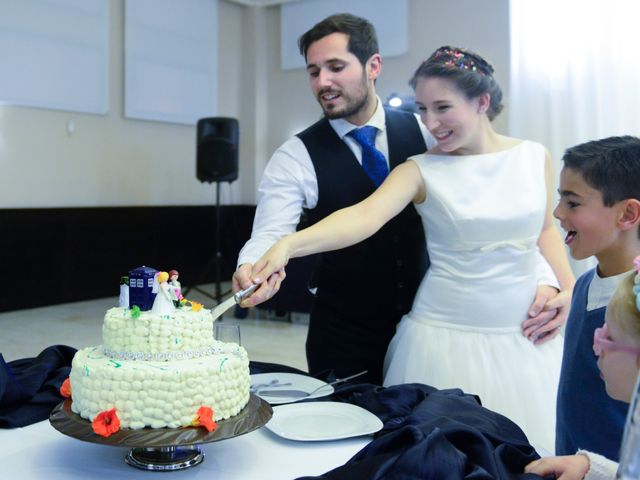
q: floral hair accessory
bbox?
[92,408,120,437]
[191,406,217,432]
[633,256,640,312]
[59,378,72,398]
[427,46,493,76]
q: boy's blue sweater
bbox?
[556,268,628,459]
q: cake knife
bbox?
[258,370,369,398]
[211,284,259,320]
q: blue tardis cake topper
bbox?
[127,266,158,311]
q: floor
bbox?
[0,283,309,370]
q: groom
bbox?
[233,14,432,385]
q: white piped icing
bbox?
[102,306,215,354]
[69,306,250,429]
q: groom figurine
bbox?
[233,14,432,384]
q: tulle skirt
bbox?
[383,315,562,454]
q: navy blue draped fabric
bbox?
[0,345,76,428]
[297,383,545,479]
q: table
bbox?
[0,419,370,479]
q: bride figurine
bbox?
[151,271,176,316]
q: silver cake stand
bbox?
[125,445,205,471]
[49,394,272,471]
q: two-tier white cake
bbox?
[68,305,250,430]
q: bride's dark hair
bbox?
[410,46,503,121]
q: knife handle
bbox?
[234,284,258,303]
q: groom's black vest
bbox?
[297,108,429,325]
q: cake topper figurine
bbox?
[128,266,158,311]
[151,271,176,316]
[118,276,129,308]
[168,269,183,307]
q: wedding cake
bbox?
[63,267,250,435]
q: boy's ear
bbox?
[618,198,640,231]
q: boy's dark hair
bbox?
[298,13,378,66]
[562,135,640,206]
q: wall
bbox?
[0,0,512,208]
[0,0,251,208]
[262,0,511,180]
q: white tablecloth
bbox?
[0,420,370,479]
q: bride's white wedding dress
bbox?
[383,140,562,453]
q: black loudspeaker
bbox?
[197,117,239,183]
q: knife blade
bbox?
[211,284,258,320]
[257,388,326,398]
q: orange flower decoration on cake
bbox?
[190,301,203,312]
[92,408,120,437]
[191,406,217,432]
[59,378,72,398]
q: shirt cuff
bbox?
[578,450,619,480]
[237,243,269,269]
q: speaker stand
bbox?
[182,182,231,307]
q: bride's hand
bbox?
[251,239,292,285]
[234,263,286,308]
[522,286,572,345]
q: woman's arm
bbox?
[539,151,575,289]
[538,149,575,289]
[525,149,575,343]
[251,160,425,282]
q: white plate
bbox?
[250,373,334,405]
[265,402,383,441]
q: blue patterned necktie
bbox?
[348,126,389,187]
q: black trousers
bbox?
[305,298,401,386]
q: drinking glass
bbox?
[214,323,241,346]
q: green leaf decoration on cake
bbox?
[130,305,141,319]
[109,360,122,368]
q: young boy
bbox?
[527,267,640,478]
[554,135,640,459]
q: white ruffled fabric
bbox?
[384,316,562,452]
[382,142,563,453]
